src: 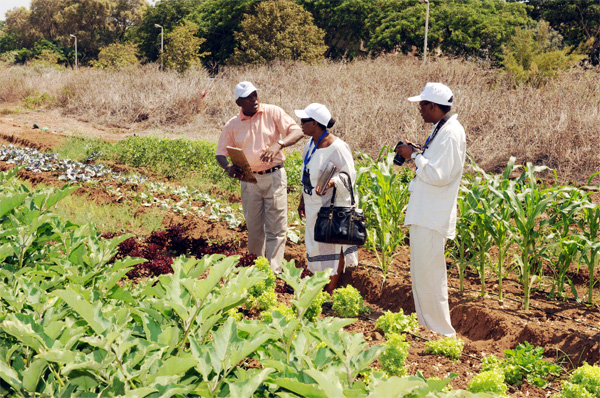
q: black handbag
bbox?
[314,172,366,246]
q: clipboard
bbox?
[226,146,257,183]
[317,163,338,192]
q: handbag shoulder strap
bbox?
[328,171,356,207]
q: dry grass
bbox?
[0,56,598,184]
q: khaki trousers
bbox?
[409,225,455,336]
[241,168,287,273]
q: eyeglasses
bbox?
[301,118,314,124]
[419,101,431,108]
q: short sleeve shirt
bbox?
[216,103,300,172]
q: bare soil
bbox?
[1,115,599,398]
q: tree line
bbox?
[0,0,597,72]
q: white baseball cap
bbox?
[234,81,258,100]
[408,82,454,106]
[294,103,331,127]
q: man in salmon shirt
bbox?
[216,81,304,273]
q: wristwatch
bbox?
[277,139,285,148]
[411,151,419,160]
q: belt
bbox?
[254,164,283,175]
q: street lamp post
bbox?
[154,24,164,70]
[70,34,78,69]
[423,0,430,65]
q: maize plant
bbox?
[498,163,557,310]
[357,148,411,290]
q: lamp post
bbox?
[423,0,430,65]
[154,24,164,70]
[70,34,78,69]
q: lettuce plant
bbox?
[375,309,418,336]
[379,333,410,376]
[332,285,368,318]
[424,337,465,361]
[467,370,508,397]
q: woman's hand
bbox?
[315,179,335,196]
[297,196,306,218]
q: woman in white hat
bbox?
[295,103,358,293]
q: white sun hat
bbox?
[408,82,454,106]
[234,81,258,100]
[294,103,332,126]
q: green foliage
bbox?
[284,150,303,190]
[22,92,53,109]
[566,362,600,397]
[374,309,419,337]
[303,290,330,322]
[249,256,276,297]
[482,342,562,388]
[297,0,374,59]
[261,304,295,323]
[91,42,140,69]
[553,382,595,398]
[379,333,410,377]
[502,20,586,87]
[366,0,532,62]
[467,370,508,397]
[526,0,600,64]
[30,49,63,69]
[424,337,465,361]
[331,285,368,318]
[165,20,208,72]
[228,0,327,65]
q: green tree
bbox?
[190,0,258,68]
[3,0,148,63]
[366,0,532,63]
[524,0,600,65]
[91,42,140,69]
[228,0,327,65]
[134,0,202,63]
[297,0,374,59]
[164,20,207,72]
[502,21,586,87]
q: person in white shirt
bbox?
[395,82,466,336]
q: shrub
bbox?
[375,310,418,336]
[424,337,465,361]
[502,21,586,87]
[331,285,367,318]
[92,42,140,69]
[378,333,410,377]
[228,0,326,65]
[467,370,508,397]
[165,20,208,73]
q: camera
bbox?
[393,141,411,166]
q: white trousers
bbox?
[409,225,455,336]
[241,168,287,273]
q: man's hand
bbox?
[227,164,244,180]
[297,196,306,219]
[260,142,282,163]
[395,143,417,159]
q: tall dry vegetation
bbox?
[0,56,598,184]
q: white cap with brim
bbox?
[294,103,331,127]
[408,82,454,106]
[234,81,258,100]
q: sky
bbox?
[1,0,30,20]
